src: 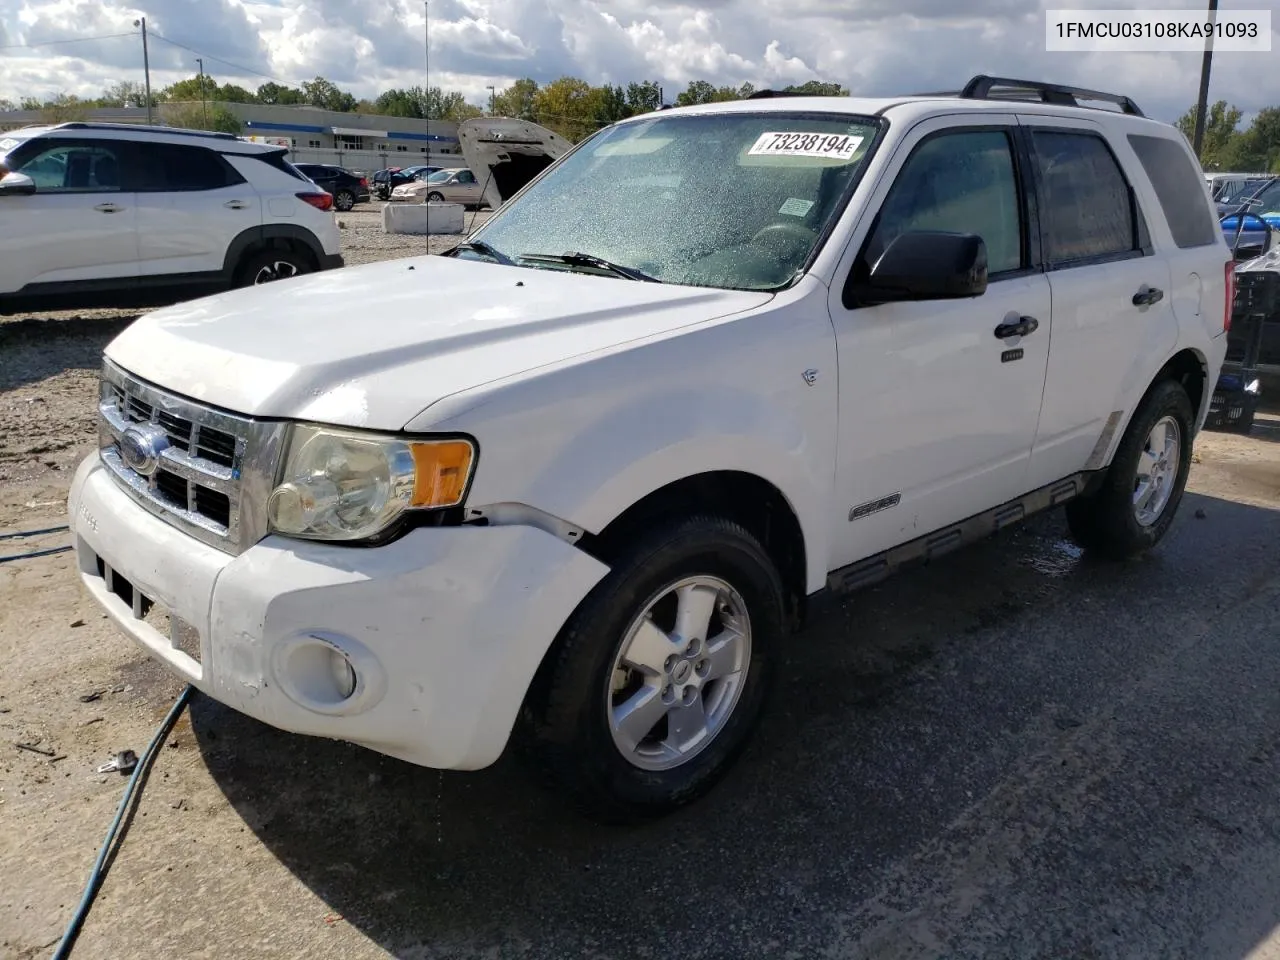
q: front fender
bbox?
[413,296,839,595]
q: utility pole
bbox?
[134,18,153,125]
[1192,0,1219,159]
[423,0,430,120]
[196,57,208,128]
[487,85,496,115]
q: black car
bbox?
[293,163,371,211]
[370,165,441,200]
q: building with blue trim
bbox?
[0,101,463,171]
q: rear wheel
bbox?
[1065,379,1194,559]
[334,189,355,211]
[235,249,310,287]
[522,516,785,824]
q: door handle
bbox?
[1132,285,1164,307]
[223,200,249,210]
[994,315,1039,339]
[94,203,121,213]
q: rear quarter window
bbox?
[1127,134,1219,248]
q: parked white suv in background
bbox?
[0,122,343,314]
[67,76,1231,823]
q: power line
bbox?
[147,31,303,89]
[0,31,134,50]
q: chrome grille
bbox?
[97,359,287,555]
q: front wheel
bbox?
[1065,378,1194,559]
[521,516,785,823]
[426,191,444,203]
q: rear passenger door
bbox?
[129,141,263,281]
[1019,117,1177,490]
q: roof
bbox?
[620,76,1171,132]
[2,121,286,154]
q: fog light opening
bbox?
[284,640,361,709]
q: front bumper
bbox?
[68,456,609,770]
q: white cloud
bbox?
[0,0,1276,122]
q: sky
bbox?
[0,0,1277,124]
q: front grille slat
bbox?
[96,361,279,555]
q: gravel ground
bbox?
[1,215,1280,959]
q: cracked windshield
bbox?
[467,112,878,290]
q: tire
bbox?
[1065,378,1194,559]
[235,248,311,288]
[521,515,786,824]
[334,189,355,212]
[426,191,445,203]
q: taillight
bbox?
[1224,258,1236,333]
[359,177,368,187]
[297,192,333,212]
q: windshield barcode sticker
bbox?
[748,132,864,160]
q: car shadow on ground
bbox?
[189,493,1280,959]
[0,313,137,392]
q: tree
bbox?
[39,93,90,123]
[532,76,600,141]
[19,97,41,110]
[97,81,153,108]
[301,76,358,112]
[256,81,303,105]
[591,84,632,126]
[1176,100,1243,168]
[423,87,482,121]
[217,84,257,104]
[494,78,539,120]
[1220,107,1280,173]
[159,74,219,104]
[674,80,742,106]
[625,81,662,114]
[374,87,425,118]
[163,101,241,134]
[0,98,15,112]
[781,80,849,96]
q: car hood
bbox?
[393,181,428,193]
[104,255,772,430]
[457,118,571,210]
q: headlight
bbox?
[266,425,476,542]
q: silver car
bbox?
[390,168,486,208]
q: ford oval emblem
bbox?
[119,424,170,477]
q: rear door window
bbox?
[1029,130,1148,266]
[132,143,246,191]
[1127,134,1219,248]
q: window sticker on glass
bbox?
[748,132,864,160]
[778,197,815,217]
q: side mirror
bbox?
[850,230,988,306]
[0,172,36,197]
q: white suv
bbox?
[0,122,343,313]
[67,76,1231,823]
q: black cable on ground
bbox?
[50,684,195,960]
[0,524,69,541]
[0,545,73,564]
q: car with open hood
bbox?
[67,76,1230,823]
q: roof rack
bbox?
[911,75,1144,117]
[745,89,809,99]
[56,121,243,141]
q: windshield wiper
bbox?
[518,251,660,282]
[445,240,516,266]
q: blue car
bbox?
[1220,177,1280,255]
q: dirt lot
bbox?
[2,210,1280,959]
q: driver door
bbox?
[824,116,1053,569]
